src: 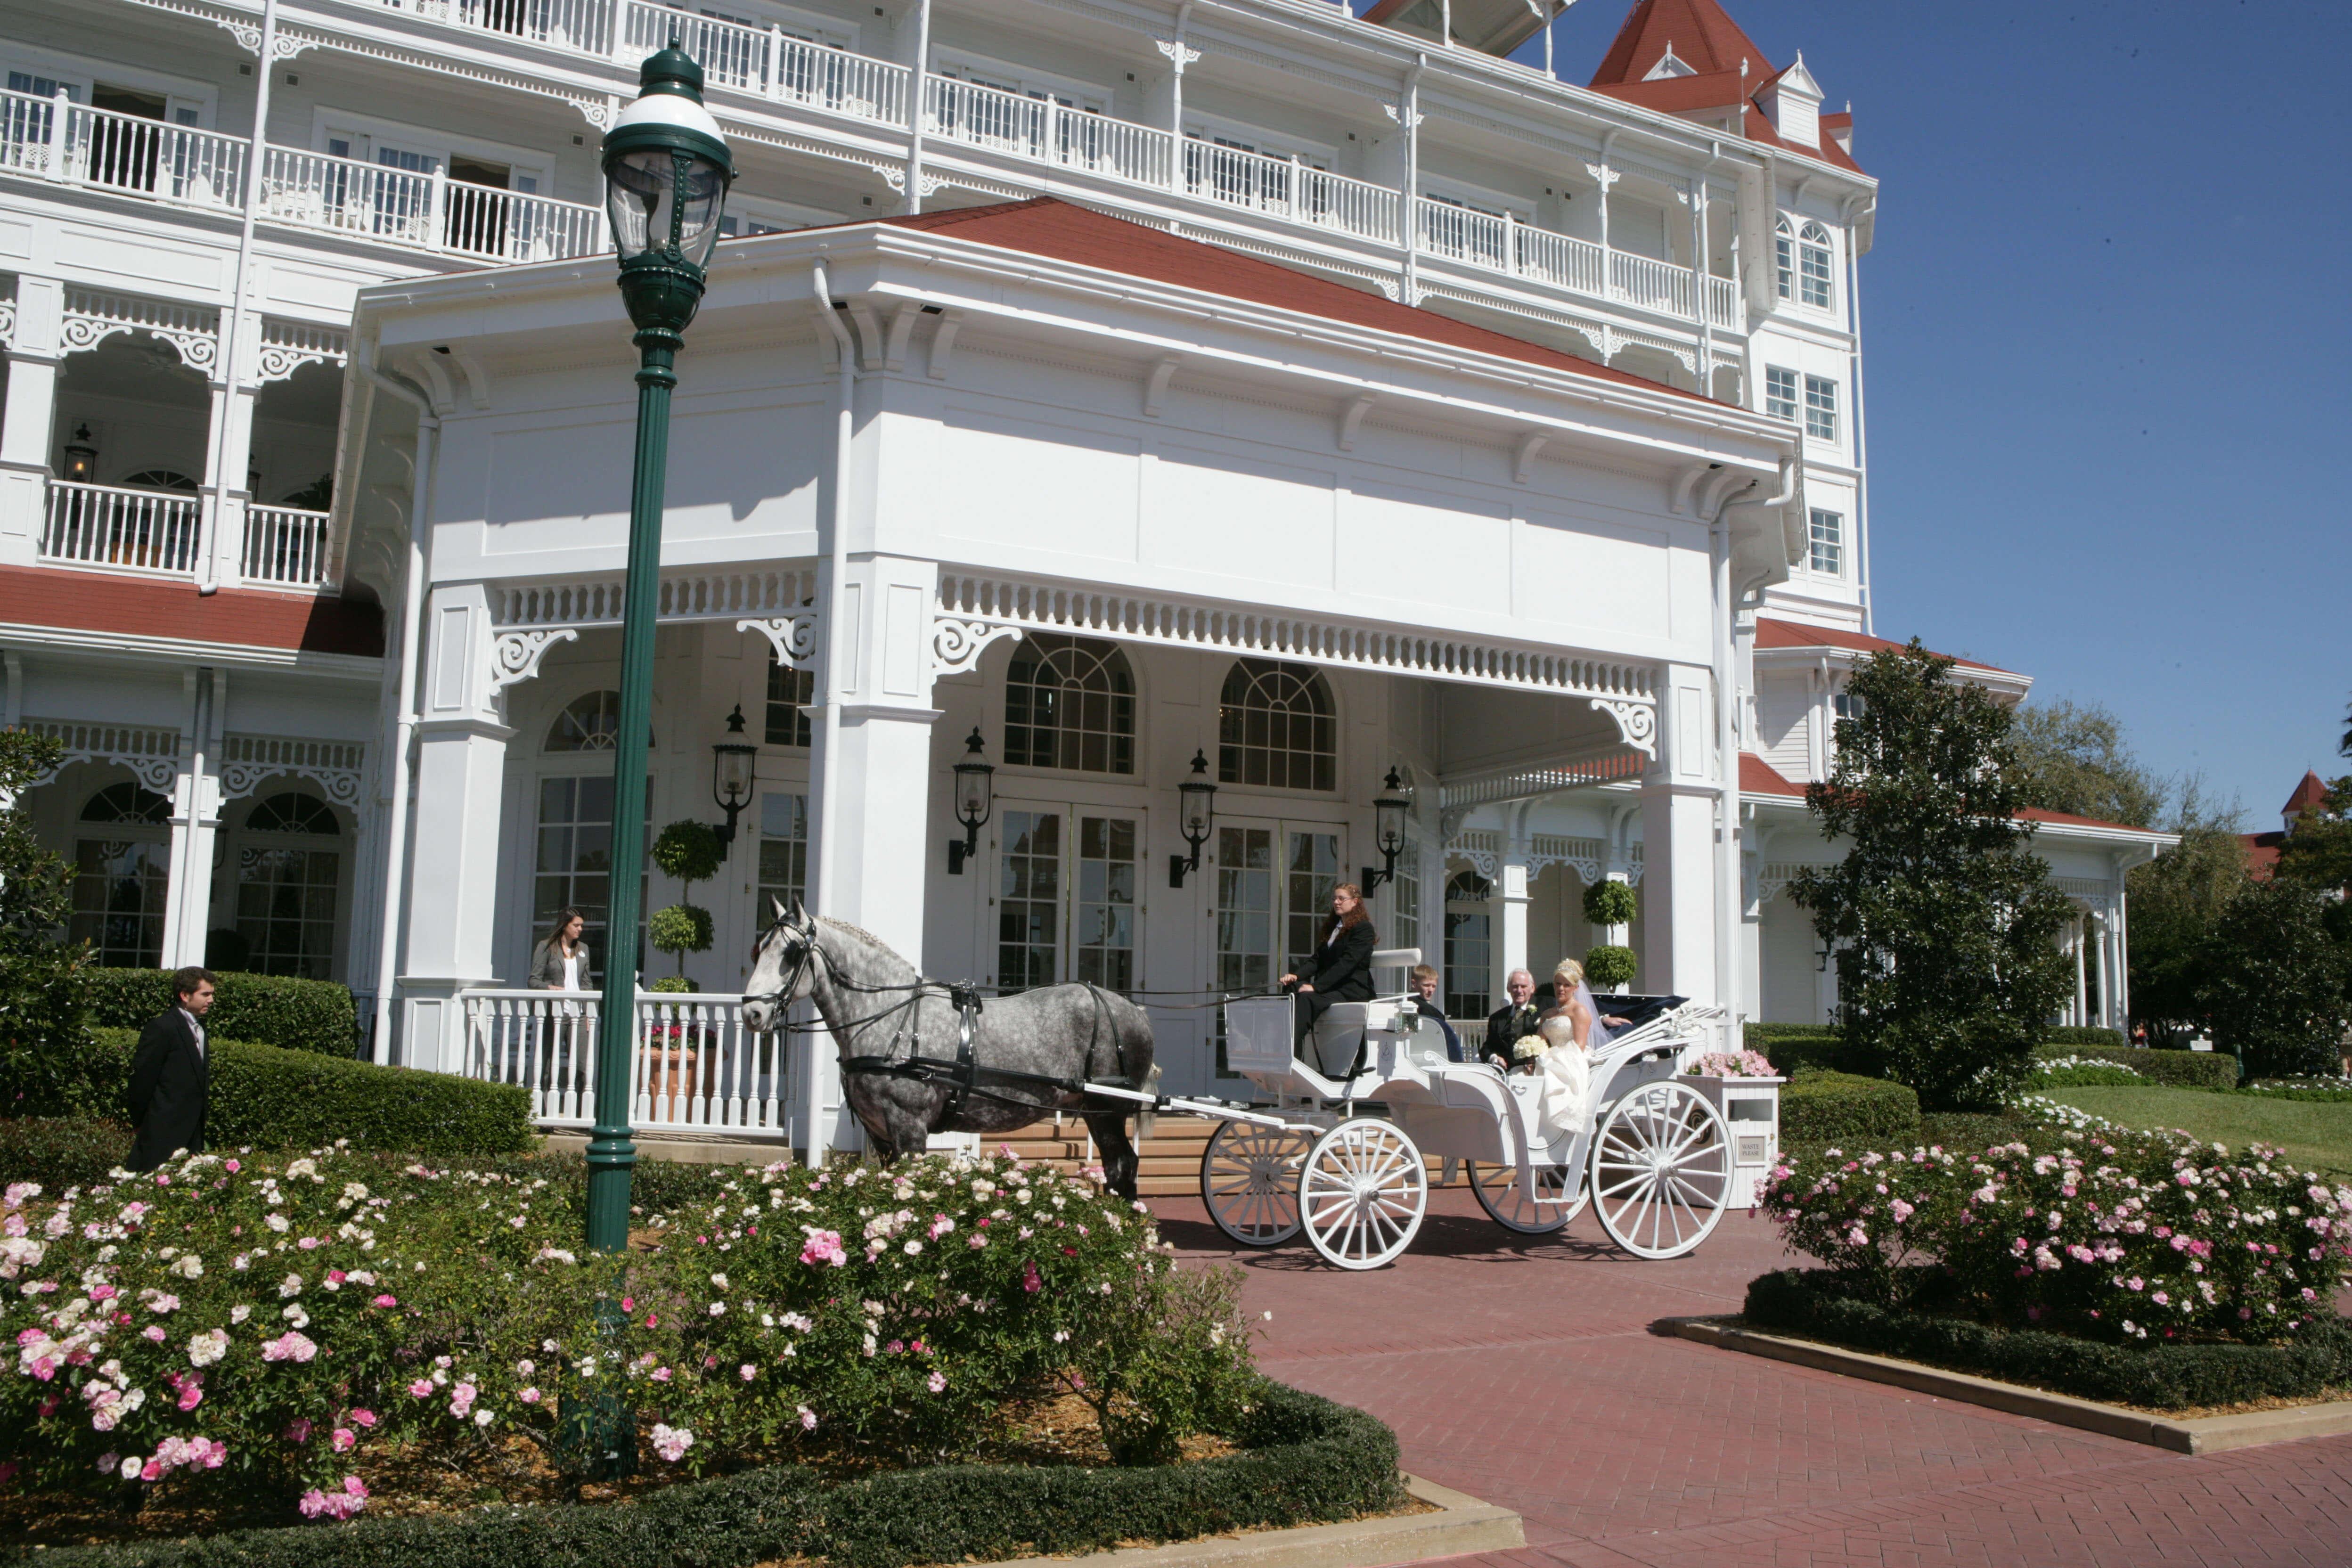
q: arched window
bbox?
[73,784,172,967]
[545,690,648,752]
[1797,221,1833,309]
[1217,660,1334,792]
[237,794,341,980]
[246,792,338,834]
[1443,870,1491,1020]
[121,469,198,492]
[1004,634,1135,774]
[82,783,171,824]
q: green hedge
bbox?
[0,1115,133,1191]
[2028,1043,2239,1090]
[1780,1070,1919,1148]
[1744,1025,1860,1077]
[2042,1026,2128,1051]
[1916,1111,2034,1152]
[28,1030,533,1157]
[10,1383,1400,1568]
[84,968,357,1056]
[1745,1268,2352,1410]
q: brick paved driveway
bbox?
[1152,1188,2352,1568]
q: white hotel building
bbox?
[0,0,2167,1147]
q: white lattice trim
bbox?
[494,569,820,629]
[220,734,365,805]
[1527,833,1606,883]
[937,572,1658,704]
[1447,828,1500,880]
[256,318,348,382]
[62,289,219,371]
[19,719,181,793]
[1754,860,1828,907]
[2055,875,2118,910]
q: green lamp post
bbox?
[585,44,734,1258]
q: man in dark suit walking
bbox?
[126,967,216,1172]
[1486,969,1540,1066]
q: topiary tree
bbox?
[1582,879,1637,929]
[1583,945,1636,990]
[648,820,724,988]
[1787,642,2073,1111]
[0,729,91,1112]
[2196,878,2350,1078]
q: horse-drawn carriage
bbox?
[742,910,1736,1272]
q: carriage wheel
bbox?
[1298,1119,1426,1271]
[1468,1159,1585,1234]
[1200,1121,1308,1247]
[1590,1080,1731,1259]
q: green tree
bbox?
[2125,777,2252,1045]
[2009,698,2167,828]
[1788,642,2074,1111]
[2274,774,2352,898]
[647,820,724,986]
[2196,878,2350,1078]
[0,730,91,1110]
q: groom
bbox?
[125,967,216,1172]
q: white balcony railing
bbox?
[0,90,245,212]
[243,505,332,587]
[459,989,795,1138]
[1182,140,1398,244]
[925,78,1176,190]
[257,146,602,263]
[41,481,204,576]
[1609,249,1690,318]
[383,0,616,56]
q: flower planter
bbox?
[646,1045,700,1121]
[1682,1072,1785,1208]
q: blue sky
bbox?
[1456,0,2352,827]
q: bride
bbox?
[1521,959,1625,1147]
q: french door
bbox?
[1211,821,1342,1080]
[992,804,1143,996]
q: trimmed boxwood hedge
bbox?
[8,1382,1401,1568]
[2042,1025,2128,1051]
[1779,1070,1919,1148]
[0,1114,134,1190]
[23,1029,533,1157]
[2029,1043,2239,1090]
[84,968,358,1056]
[1744,1268,2352,1411]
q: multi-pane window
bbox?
[547,690,621,751]
[1765,366,1798,422]
[765,655,812,747]
[533,775,642,981]
[1798,222,1834,308]
[1281,831,1341,979]
[1808,509,1844,576]
[236,793,340,980]
[1003,634,1135,774]
[997,810,1061,995]
[1218,659,1335,792]
[1387,837,1421,958]
[755,792,808,918]
[1773,216,1793,301]
[70,784,170,969]
[1833,691,1865,720]
[1442,870,1491,1020]
[1804,375,1838,442]
[1073,816,1139,991]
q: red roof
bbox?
[1589,0,1773,85]
[0,566,384,658]
[2242,830,2285,880]
[1754,617,2020,678]
[2020,807,2161,835]
[2285,770,2330,816]
[1740,752,1805,797]
[859,199,1705,401]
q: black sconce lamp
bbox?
[1360,767,1411,891]
[1168,748,1217,888]
[709,703,758,852]
[61,424,97,484]
[946,727,994,874]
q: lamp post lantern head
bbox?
[1169,748,1217,888]
[602,42,736,341]
[710,703,757,851]
[947,727,995,874]
[1364,766,1411,892]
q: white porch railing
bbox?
[460,990,795,1139]
[378,0,616,56]
[1184,140,1397,243]
[0,90,245,212]
[925,79,1168,189]
[1609,249,1690,318]
[256,147,602,263]
[41,481,204,575]
[242,505,331,587]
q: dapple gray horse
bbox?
[739,901,1160,1200]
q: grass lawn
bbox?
[2043,1086,2352,1178]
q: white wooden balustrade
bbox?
[0,90,246,212]
[257,147,602,263]
[242,506,332,587]
[460,990,796,1140]
[42,481,204,576]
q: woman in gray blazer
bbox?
[527,909,592,991]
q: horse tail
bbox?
[1133,1062,1162,1145]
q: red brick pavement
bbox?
[1150,1188,2352,1568]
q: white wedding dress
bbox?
[1527,983,1612,1148]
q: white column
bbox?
[804,554,941,1162]
[159,666,226,967]
[197,370,256,591]
[2091,913,2113,1031]
[399,584,509,1072]
[1489,850,1530,1003]
[1642,667,1719,1012]
[2071,917,2087,1027]
[2111,874,2132,1030]
[0,277,65,568]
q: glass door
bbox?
[992,804,1143,996]
[1211,822,1341,1079]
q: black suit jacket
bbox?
[1301,920,1378,1002]
[126,1010,208,1172]
[1486,1000,1541,1061]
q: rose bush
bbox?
[0,1145,1247,1524]
[1759,1113,2352,1346]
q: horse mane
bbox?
[815,915,888,950]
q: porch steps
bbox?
[992,1114,1467,1198]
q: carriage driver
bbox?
[1279,883,1378,1051]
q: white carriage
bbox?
[1186,950,1735,1270]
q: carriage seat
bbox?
[1305,999,1406,1078]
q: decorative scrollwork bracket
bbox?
[931,618,1022,677]
[1588,697,1658,758]
[490,628,579,694]
[737,614,820,669]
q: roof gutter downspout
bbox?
[1398,56,1425,303]
[902,0,932,213]
[1711,457,1796,1027]
[358,358,440,1065]
[807,260,859,1168]
[1841,191,1874,634]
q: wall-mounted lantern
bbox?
[947,727,994,874]
[1168,748,1217,888]
[709,704,758,852]
[1361,767,1411,890]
